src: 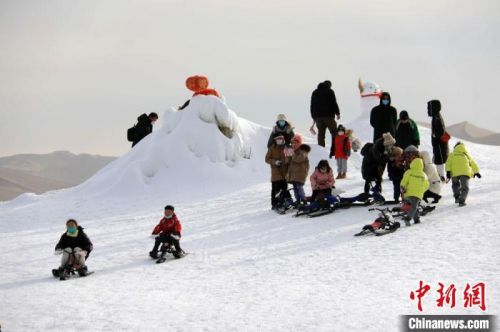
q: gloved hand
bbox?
[54,249,63,255]
[446,171,451,183]
[474,173,482,179]
[274,160,283,167]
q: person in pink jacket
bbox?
[310,159,335,201]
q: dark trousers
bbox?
[315,116,337,147]
[152,233,182,253]
[423,190,442,203]
[452,175,470,203]
[364,179,382,195]
[271,180,290,208]
[311,188,332,202]
[391,179,402,201]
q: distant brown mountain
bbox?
[417,121,500,146]
[0,151,115,201]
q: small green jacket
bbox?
[445,143,479,177]
[400,158,429,200]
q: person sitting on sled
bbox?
[310,159,335,202]
[149,205,185,259]
[400,158,429,226]
[53,219,93,279]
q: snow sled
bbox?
[295,193,339,218]
[390,201,436,217]
[150,243,187,264]
[273,188,294,215]
[52,263,93,281]
[354,207,401,236]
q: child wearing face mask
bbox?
[309,160,335,202]
[53,219,93,279]
[149,205,185,259]
[267,114,295,148]
[265,134,292,209]
[332,125,351,179]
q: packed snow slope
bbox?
[0,97,498,331]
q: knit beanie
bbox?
[382,133,396,146]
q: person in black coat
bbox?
[395,110,420,150]
[387,147,405,202]
[132,112,159,147]
[53,219,93,278]
[427,99,449,179]
[361,133,397,194]
[310,81,341,147]
[370,92,397,142]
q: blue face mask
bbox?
[382,99,390,106]
[277,120,286,127]
[68,226,77,234]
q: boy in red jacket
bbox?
[149,205,185,259]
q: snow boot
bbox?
[59,268,71,281]
[149,251,159,259]
[458,201,466,207]
[77,266,89,277]
[403,217,411,227]
[52,267,64,278]
[173,250,185,259]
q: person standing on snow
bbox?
[427,100,449,180]
[445,142,481,207]
[310,80,341,148]
[131,112,159,147]
[370,92,397,142]
[395,110,420,150]
[267,114,295,148]
[332,124,351,179]
[400,158,429,226]
[265,134,291,209]
[420,151,442,204]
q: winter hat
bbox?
[164,205,175,211]
[291,133,303,145]
[323,80,332,88]
[382,133,396,146]
[66,219,78,226]
[337,124,346,133]
[317,159,330,170]
[298,144,311,153]
[427,100,441,116]
[276,114,287,121]
[291,133,304,151]
[399,110,409,120]
[404,145,419,153]
[273,134,285,141]
[420,151,432,164]
[392,147,404,157]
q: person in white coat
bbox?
[420,151,442,203]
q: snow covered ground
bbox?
[0,96,498,331]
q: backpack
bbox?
[127,125,136,142]
[360,142,374,157]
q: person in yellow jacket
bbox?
[400,158,429,226]
[445,142,481,207]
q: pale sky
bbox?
[0,0,499,157]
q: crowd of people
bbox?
[52,79,483,277]
[265,80,482,225]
